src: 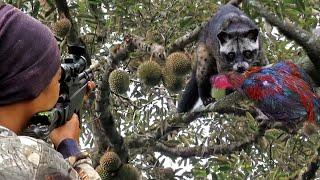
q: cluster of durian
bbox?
[136,52,191,92]
[110,52,191,94]
[95,151,141,180]
[52,18,71,37]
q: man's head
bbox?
[0,4,61,111]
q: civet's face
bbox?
[217,29,261,73]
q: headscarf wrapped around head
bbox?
[0,4,60,105]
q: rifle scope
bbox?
[60,44,88,82]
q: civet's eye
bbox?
[243,50,253,59]
[226,52,235,62]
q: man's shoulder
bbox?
[0,126,78,179]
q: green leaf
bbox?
[218,165,232,172]
[294,0,305,12]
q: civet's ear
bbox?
[217,31,230,45]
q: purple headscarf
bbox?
[0,4,60,105]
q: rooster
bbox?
[211,60,319,134]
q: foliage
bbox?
[5,0,320,179]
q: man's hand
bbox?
[84,80,96,102]
[49,113,80,147]
[49,81,96,147]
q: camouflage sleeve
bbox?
[0,135,79,180]
[67,152,101,180]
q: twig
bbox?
[111,91,139,108]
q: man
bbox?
[0,2,100,180]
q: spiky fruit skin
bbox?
[162,71,184,93]
[95,165,114,180]
[154,167,175,180]
[109,70,130,94]
[53,18,71,37]
[166,52,191,76]
[137,61,162,86]
[116,164,141,180]
[100,152,122,173]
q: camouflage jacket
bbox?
[0,125,100,180]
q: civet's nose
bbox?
[237,66,246,73]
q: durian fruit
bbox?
[162,70,185,93]
[116,164,141,180]
[165,52,191,76]
[100,151,122,173]
[137,61,162,86]
[95,165,113,180]
[108,70,130,94]
[53,18,71,37]
[154,167,175,180]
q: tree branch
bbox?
[126,91,253,150]
[153,121,267,158]
[93,36,139,163]
[167,22,206,54]
[108,35,137,64]
[94,64,129,162]
[130,35,166,61]
[126,89,298,155]
[154,92,247,140]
